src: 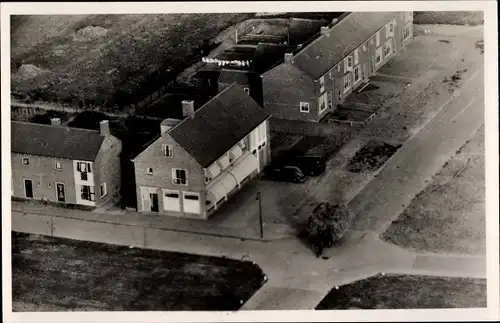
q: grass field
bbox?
[381,125,485,255]
[316,274,487,309]
[414,11,484,25]
[11,14,253,107]
[12,233,266,311]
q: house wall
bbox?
[262,64,319,122]
[133,134,206,219]
[94,134,122,206]
[11,153,78,205]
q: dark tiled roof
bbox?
[218,69,251,85]
[11,121,105,161]
[293,12,402,79]
[169,84,270,167]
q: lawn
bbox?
[12,233,266,311]
[414,11,484,26]
[11,13,253,107]
[316,274,487,309]
[381,125,485,255]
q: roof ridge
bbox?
[167,83,241,134]
[11,120,102,134]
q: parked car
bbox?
[287,154,326,176]
[265,165,306,183]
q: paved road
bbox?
[349,68,484,233]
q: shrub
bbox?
[308,202,354,256]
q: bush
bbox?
[308,202,354,257]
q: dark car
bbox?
[287,155,327,176]
[266,165,306,183]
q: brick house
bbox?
[11,119,122,207]
[132,84,271,219]
[262,11,414,122]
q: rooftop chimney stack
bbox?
[284,53,293,63]
[50,118,61,126]
[321,26,330,36]
[99,120,110,135]
[331,18,339,25]
[182,100,195,118]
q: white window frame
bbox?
[100,182,107,198]
[384,39,393,58]
[353,66,361,84]
[404,26,411,40]
[172,168,188,186]
[81,185,95,202]
[376,30,380,47]
[22,157,30,166]
[354,48,359,65]
[319,76,325,93]
[386,21,394,38]
[162,144,173,157]
[239,139,247,150]
[147,167,153,175]
[344,56,353,72]
[300,102,310,113]
[55,161,62,170]
[375,47,383,66]
[342,73,352,94]
[318,93,328,114]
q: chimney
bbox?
[284,53,293,63]
[182,100,195,118]
[331,18,339,25]
[321,26,330,36]
[99,120,110,135]
[50,118,61,126]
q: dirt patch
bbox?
[345,141,402,173]
[316,274,486,309]
[73,25,109,41]
[14,64,51,80]
[381,126,485,255]
[442,68,468,92]
[12,233,266,311]
[414,11,484,26]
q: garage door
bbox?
[182,191,200,214]
[163,189,181,212]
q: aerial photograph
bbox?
[5,5,491,316]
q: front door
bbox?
[24,179,33,198]
[150,193,159,212]
[363,62,370,80]
[56,183,66,202]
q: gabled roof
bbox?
[168,83,270,168]
[11,121,105,161]
[291,11,402,79]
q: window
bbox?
[239,139,246,150]
[342,73,352,93]
[162,144,173,157]
[81,185,95,201]
[376,31,380,47]
[81,172,88,181]
[404,26,411,40]
[390,22,394,32]
[243,87,250,95]
[100,183,107,198]
[300,102,310,113]
[375,47,383,65]
[22,157,30,166]
[386,22,394,38]
[337,65,341,72]
[165,192,179,198]
[77,162,91,173]
[55,161,62,170]
[370,37,374,45]
[147,168,153,175]
[384,39,393,57]
[362,43,367,51]
[319,76,325,93]
[354,49,359,65]
[354,66,361,83]
[344,56,353,72]
[318,93,328,114]
[172,168,187,185]
[347,56,353,68]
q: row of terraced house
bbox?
[11,11,413,219]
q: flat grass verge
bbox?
[381,126,485,254]
[316,274,487,309]
[12,233,266,311]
